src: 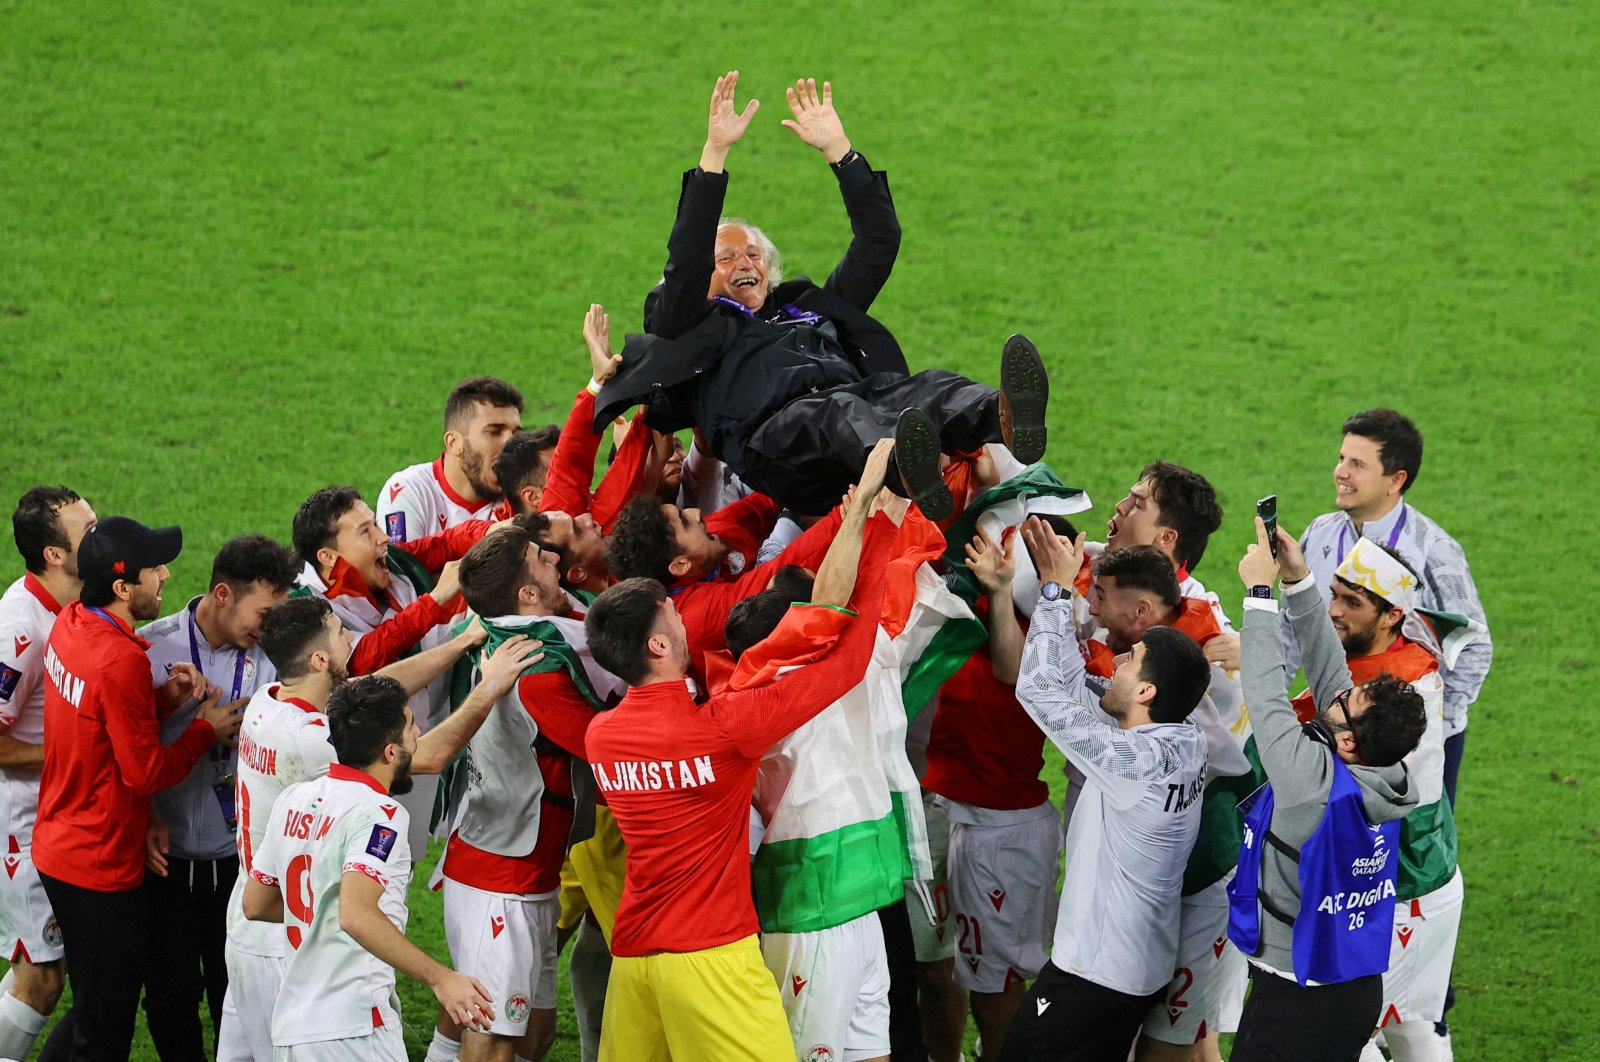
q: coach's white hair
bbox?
[716,217,783,286]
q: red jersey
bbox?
[922,622,1049,810]
[587,564,884,957]
[35,602,215,891]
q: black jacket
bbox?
[594,159,907,436]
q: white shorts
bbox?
[1141,885,1245,1044]
[907,789,955,963]
[0,833,62,964]
[947,806,1059,993]
[273,1022,406,1062]
[442,878,559,1035]
[1380,869,1464,1027]
[220,940,285,1062]
[762,912,891,1062]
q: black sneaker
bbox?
[999,333,1049,464]
[893,408,953,521]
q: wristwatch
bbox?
[1040,581,1063,602]
[1247,585,1274,600]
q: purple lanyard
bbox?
[1336,504,1408,565]
[188,605,247,704]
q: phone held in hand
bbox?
[1257,495,1279,559]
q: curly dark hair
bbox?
[725,589,793,661]
[1351,672,1428,767]
[210,534,299,594]
[603,495,682,587]
[11,486,84,575]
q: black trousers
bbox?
[878,898,929,1062]
[144,854,237,1062]
[742,370,1001,515]
[1230,964,1382,1062]
[998,962,1162,1062]
[37,872,153,1062]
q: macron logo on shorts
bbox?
[1036,998,1051,1016]
[366,825,398,861]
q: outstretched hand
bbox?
[781,78,851,163]
[583,304,621,385]
[850,438,896,515]
[701,70,759,172]
[1020,517,1085,589]
[964,530,1016,594]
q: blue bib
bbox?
[1227,753,1400,985]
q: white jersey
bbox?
[141,599,277,860]
[0,575,62,825]
[226,684,338,956]
[1018,598,1208,997]
[376,457,502,544]
[1294,502,1491,733]
[252,765,413,1046]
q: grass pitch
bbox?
[3,0,1597,1058]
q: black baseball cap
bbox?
[78,516,183,585]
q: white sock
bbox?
[0,990,47,1062]
[1384,1021,1444,1062]
[424,1029,460,1062]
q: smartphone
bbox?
[1257,495,1279,559]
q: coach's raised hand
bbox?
[699,69,759,174]
[583,303,621,386]
[781,77,852,164]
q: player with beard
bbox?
[1284,541,1463,1062]
[1001,521,1212,1062]
[0,487,96,1061]
[32,517,244,1060]
[218,596,527,1062]
[378,376,525,543]
[1076,547,1254,1062]
[438,526,622,1062]
[244,673,525,1061]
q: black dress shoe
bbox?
[893,408,953,521]
[999,333,1049,464]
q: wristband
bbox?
[585,377,603,396]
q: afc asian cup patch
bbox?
[505,993,530,1025]
[385,512,407,543]
[366,824,398,862]
[0,664,20,702]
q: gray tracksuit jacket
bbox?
[1240,576,1417,974]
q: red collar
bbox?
[23,573,63,615]
[432,455,481,510]
[323,557,394,614]
[329,762,389,795]
[270,685,323,716]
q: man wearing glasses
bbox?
[1226,518,1428,1062]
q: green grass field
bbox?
[3,0,1597,1058]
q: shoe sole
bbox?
[894,409,953,521]
[1000,333,1049,464]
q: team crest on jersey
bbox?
[386,512,407,542]
[366,825,398,861]
[726,551,747,576]
[43,918,61,948]
[0,664,20,702]
[804,1046,835,1062]
[505,993,529,1024]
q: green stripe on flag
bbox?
[754,814,907,934]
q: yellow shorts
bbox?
[599,935,793,1062]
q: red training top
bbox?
[35,602,215,891]
[588,539,887,957]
